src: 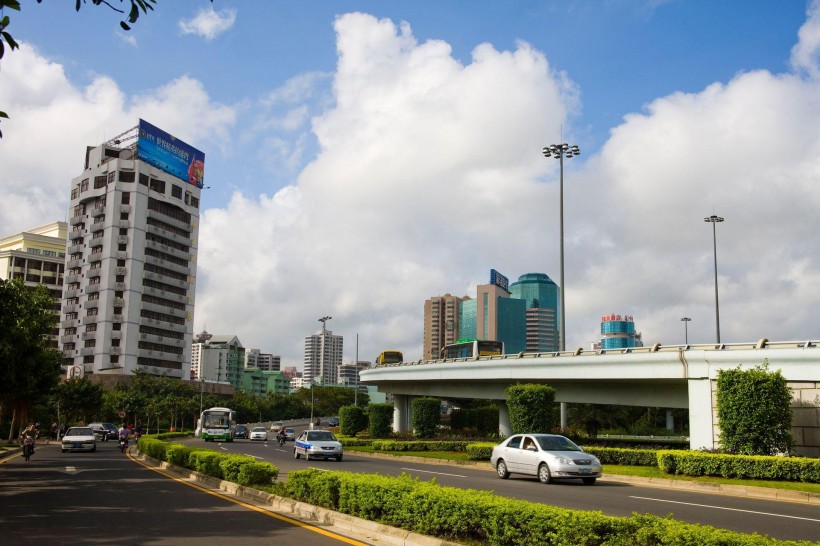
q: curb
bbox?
[136,451,461,546]
[347,449,820,505]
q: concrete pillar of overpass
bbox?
[560,402,567,430]
[666,409,674,432]
[498,401,511,437]
[688,378,716,450]
[392,394,409,433]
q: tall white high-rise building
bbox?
[304,328,343,385]
[59,120,204,378]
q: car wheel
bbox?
[582,477,597,485]
[538,463,553,484]
[61,449,66,453]
[293,449,300,459]
[336,455,343,462]
[496,460,510,479]
[92,446,96,453]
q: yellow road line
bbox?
[126,449,369,546]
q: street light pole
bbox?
[704,215,724,344]
[542,143,580,352]
[680,317,692,345]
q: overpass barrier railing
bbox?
[371,339,818,368]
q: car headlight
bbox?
[552,456,573,465]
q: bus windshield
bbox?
[375,350,403,366]
[203,411,231,429]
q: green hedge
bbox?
[136,437,278,486]
[372,440,470,452]
[585,446,658,466]
[282,469,803,545]
[658,450,820,483]
[466,442,495,461]
[338,437,373,447]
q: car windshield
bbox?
[67,427,92,436]
[536,436,582,452]
[252,427,265,432]
[307,431,335,441]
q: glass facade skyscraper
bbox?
[600,314,642,349]
[509,273,560,352]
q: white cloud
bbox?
[178,7,237,41]
[2,9,819,368]
[791,0,820,79]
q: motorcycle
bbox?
[22,437,35,461]
[277,433,286,447]
[118,436,128,453]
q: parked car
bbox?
[293,429,343,461]
[88,422,118,442]
[249,427,268,441]
[284,427,295,441]
[327,417,339,427]
[234,424,249,439]
[490,433,601,485]
[61,427,97,453]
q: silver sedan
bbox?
[490,433,601,485]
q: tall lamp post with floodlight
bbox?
[542,143,580,351]
[704,215,724,344]
[680,317,692,345]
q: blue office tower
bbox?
[509,273,560,352]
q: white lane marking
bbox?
[400,468,467,478]
[219,446,228,451]
[65,466,76,472]
[629,496,820,523]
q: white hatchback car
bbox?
[293,429,343,461]
[490,433,601,485]
[61,426,97,453]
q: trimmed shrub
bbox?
[368,403,394,438]
[338,437,373,447]
[137,437,168,460]
[466,442,496,461]
[339,405,367,437]
[219,454,257,482]
[411,397,441,438]
[505,384,557,434]
[371,440,471,452]
[585,446,658,466]
[717,362,794,455]
[657,450,820,483]
[236,462,279,486]
[165,444,203,468]
[189,450,224,479]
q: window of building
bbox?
[119,171,135,183]
[120,212,129,220]
[150,178,166,194]
[83,355,94,364]
[171,184,182,199]
[112,338,120,347]
[80,179,89,192]
[139,173,149,186]
[118,244,126,252]
[117,259,125,267]
[121,192,130,204]
[190,196,199,208]
[110,356,119,364]
[108,171,116,184]
[71,188,79,199]
[112,323,121,331]
[94,175,107,189]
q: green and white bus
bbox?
[198,407,236,442]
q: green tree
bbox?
[411,397,441,438]
[505,384,557,435]
[338,405,367,437]
[53,377,104,425]
[0,279,62,439]
[716,361,794,455]
[368,403,394,438]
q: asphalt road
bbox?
[201,430,820,543]
[0,440,371,546]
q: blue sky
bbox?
[2,1,819,367]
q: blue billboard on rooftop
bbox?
[136,119,205,188]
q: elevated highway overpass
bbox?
[359,339,820,455]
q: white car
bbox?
[61,426,97,453]
[249,427,268,441]
[293,430,343,461]
[490,433,601,485]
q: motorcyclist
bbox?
[276,425,286,443]
[19,424,37,453]
[118,423,130,444]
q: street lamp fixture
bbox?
[680,317,692,345]
[703,215,724,344]
[542,143,580,351]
